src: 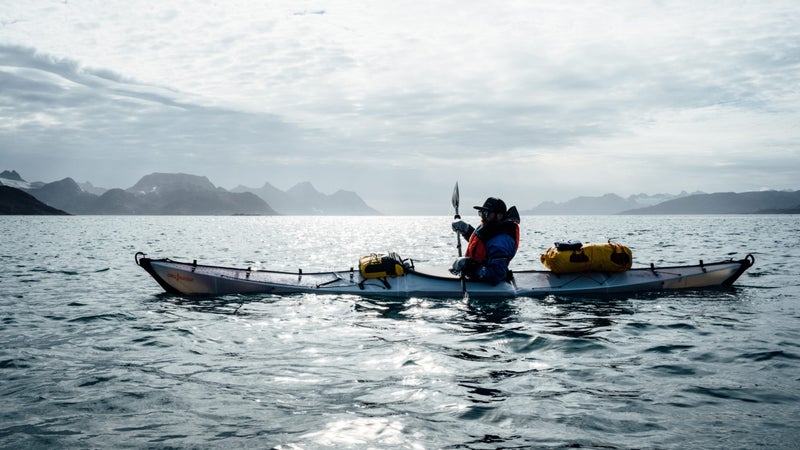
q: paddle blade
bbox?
[451,182,460,210]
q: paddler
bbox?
[450,197,520,285]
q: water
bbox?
[1,215,798,449]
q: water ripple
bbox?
[1,215,798,449]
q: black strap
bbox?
[357,278,391,290]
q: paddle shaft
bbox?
[454,213,463,257]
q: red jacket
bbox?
[463,213,520,284]
[466,222,520,263]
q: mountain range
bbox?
[0,171,380,215]
[2,170,798,215]
[522,192,698,215]
[523,190,800,214]
[619,190,800,214]
[232,181,380,215]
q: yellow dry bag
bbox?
[541,241,632,273]
[359,252,406,279]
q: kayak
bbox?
[135,252,755,299]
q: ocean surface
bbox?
[1,215,798,449]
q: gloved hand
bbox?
[450,257,471,275]
[451,220,474,237]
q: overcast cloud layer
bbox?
[1,1,799,214]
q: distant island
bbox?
[0,171,381,216]
[0,185,69,215]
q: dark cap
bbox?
[474,197,507,214]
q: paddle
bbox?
[451,182,468,299]
[452,182,463,256]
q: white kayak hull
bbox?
[135,252,754,299]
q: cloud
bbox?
[1,1,799,213]
[0,45,318,182]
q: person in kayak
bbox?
[450,197,521,285]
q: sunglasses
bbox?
[479,210,491,219]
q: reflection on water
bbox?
[299,416,411,448]
[461,298,518,333]
[535,297,636,339]
[146,293,252,315]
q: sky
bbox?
[1,1,799,214]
